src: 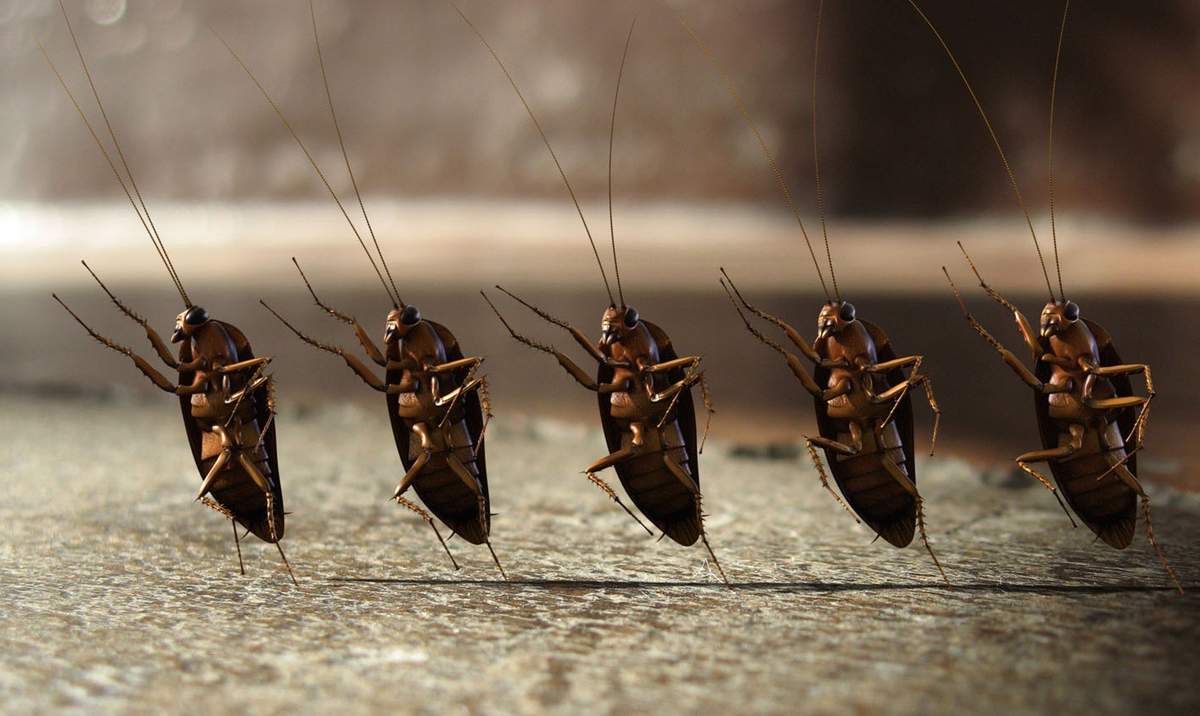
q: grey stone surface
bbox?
[1,397,1197,715]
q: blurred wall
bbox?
[2,0,1199,220]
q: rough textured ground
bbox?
[1,397,1197,715]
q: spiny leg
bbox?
[264,489,298,586]
[445,451,489,531]
[584,443,654,536]
[392,449,432,500]
[662,452,729,586]
[803,434,861,524]
[484,540,509,582]
[80,260,179,368]
[880,456,949,584]
[231,518,245,576]
[195,450,231,502]
[1107,465,1183,593]
[395,496,460,572]
[1015,429,1081,528]
[697,371,716,453]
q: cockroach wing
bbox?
[1035,318,1137,548]
[597,320,703,545]
[813,320,917,547]
[179,321,284,542]
[388,321,491,544]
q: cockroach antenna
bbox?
[309,0,404,307]
[212,25,401,309]
[608,16,637,308]
[45,1,191,307]
[449,1,616,306]
[675,10,832,302]
[905,0,1056,301]
[1048,0,1070,302]
[811,0,840,302]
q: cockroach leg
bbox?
[666,452,730,586]
[697,372,716,453]
[494,285,608,364]
[584,470,653,537]
[395,496,460,572]
[880,456,948,584]
[80,260,180,369]
[262,300,392,392]
[1101,465,1183,592]
[392,449,432,501]
[195,450,231,502]
[54,294,178,393]
[484,540,509,582]
[231,518,245,576]
[445,452,488,529]
[481,292,601,390]
[803,437,860,524]
[720,268,820,361]
[1014,425,1082,528]
[291,257,387,367]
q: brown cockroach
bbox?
[42,2,295,584]
[216,3,505,579]
[909,0,1181,591]
[678,4,947,581]
[453,7,727,583]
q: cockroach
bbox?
[216,3,505,579]
[42,2,295,584]
[453,7,727,583]
[678,4,947,581]
[910,0,1181,591]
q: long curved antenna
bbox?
[309,0,403,306]
[905,0,1055,301]
[450,1,615,306]
[675,11,831,301]
[49,3,190,307]
[1048,0,1070,302]
[811,0,840,301]
[212,26,400,309]
[608,16,637,307]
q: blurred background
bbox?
[2,0,1198,476]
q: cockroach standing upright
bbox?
[43,2,295,584]
[678,3,947,581]
[216,2,506,579]
[453,6,727,583]
[909,0,1181,591]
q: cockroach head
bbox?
[600,304,639,347]
[385,305,422,343]
[1039,299,1080,338]
[817,300,855,339]
[172,305,210,342]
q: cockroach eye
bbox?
[1063,301,1080,321]
[838,302,856,322]
[623,306,639,328]
[184,306,209,326]
[400,305,421,326]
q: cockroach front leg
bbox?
[721,279,827,397]
[955,243,1040,356]
[79,261,194,370]
[54,294,182,393]
[720,270,823,363]
[291,258,388,366]
[262,301,395,391]
[482,292,603,390]
[494,285,608,364]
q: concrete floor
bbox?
[1,397,1197,714]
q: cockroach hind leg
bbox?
[232,519,245,576]
[485,540,508,581]
[1139,495,1184,594]
[274,541,299,586]
[700,532,731,587]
